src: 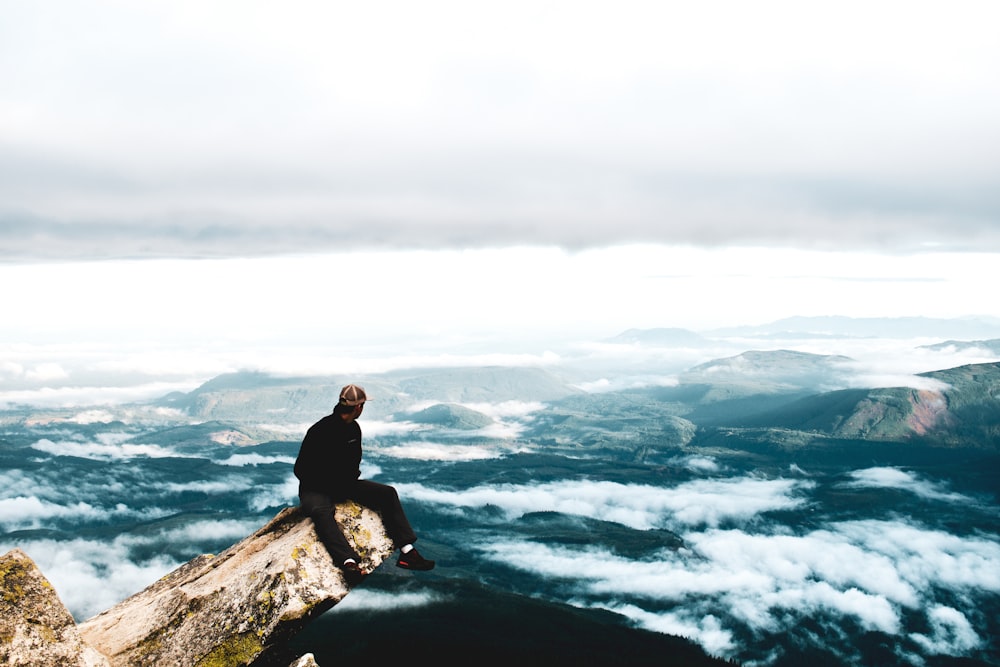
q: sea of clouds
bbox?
[398,467,999,663]
[2,341,999,666]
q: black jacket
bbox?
[294,410,362,495]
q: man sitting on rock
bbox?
[294,383,435,585]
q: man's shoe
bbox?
[341,561,367,586]
[396,548,435,571]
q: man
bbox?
[294,383,435,585]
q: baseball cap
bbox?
[339,384,369,407]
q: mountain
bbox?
[156,367,583,424]
[382,366,582,404]
[402,403,495,430]
[717,362,1000,448]
[156,371,347,422]
[575,350,857,434]
[522,391,698,462]
[680,349,853,393]
[707,315,1000,339]
[920,338,1000,355]
[605,327,708,346]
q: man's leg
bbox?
[349,480,418,548]
[299,489,360,564]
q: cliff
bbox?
[1,503,394,667]
[720,361,1000,447]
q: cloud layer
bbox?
[2,1,1000,260]
[1,397,997,664]
[402,476,811,530]
[442,474,1000,662]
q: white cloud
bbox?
[376,442,502,462]
[360,419,422,437]
[847,373,952,392]
[31,437,176,460]
[162,478,255,495]
[686,529,919,608]
[576,375,681,393]
[909,605,982,655]
[1,517,258,620]
[842,467,973,503]
[831,520,1000,593]
[0,380,202,410]
[0,496,156,531]
[675,455,721,473]
[456,400,547,420]
[399,476,811,529]
[17,539,179,621]
[359,461,382,479]
[152,518,262,547]
[0,361,25,379]
[472,516,1000,660]
[67,409,117,424]
[248,477,299,512]
[218,453,295,467]
[472,421,530,440]
[598,604,736,657]
[327,589,447,613]
[25,363,69,382]
[2,250,1000,387]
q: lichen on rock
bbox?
[0,548,110,667]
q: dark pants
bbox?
[299,480,418,565]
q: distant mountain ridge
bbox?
[706,315,1000,339]
[6,347,998,457]
[605,328,707,345]
[920,338,1000,355]
[403,403,495,430]
[606,317,1000,343]
[155,366,581,424]
[681,349,853,391]
[724,362,1000,448]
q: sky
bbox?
[2,1,1000,399]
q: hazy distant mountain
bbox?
[605,327,707,346]
[707,315,1000,339]
[523,391,698,462]
[681,349,853,393]
[382,366,582,404]
[155,367,582,424]
[724,361,1000,448]
[403,403,495,430]
[156,371,347,422]
[129,420,259,448]
[920,338,1000,355]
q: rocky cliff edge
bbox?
[1,503,394,667]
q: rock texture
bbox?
[3,503,388,666]
[288,653,320,667]
[0,548,110,667]
[72,503,393,666]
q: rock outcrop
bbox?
[0,548,109,666]
[2,503,394,667]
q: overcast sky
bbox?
[2,1,1000,394]
[3,0,999,258]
